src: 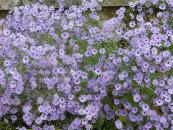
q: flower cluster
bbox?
[0,0,173,129]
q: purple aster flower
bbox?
[133,93,141,103]
[114,99,120,106]
[115,120,123,129]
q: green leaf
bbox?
[40,34,55,44]
[95,117,105,130]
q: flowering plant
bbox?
[0,0,173,129]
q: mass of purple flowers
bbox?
[0,0,173,129]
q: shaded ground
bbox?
[0,10,8,19]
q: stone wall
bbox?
[0,0,133,10]
[0,0,21,10]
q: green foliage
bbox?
[94,40,118,55]
[169,44,173,54]
[65,46,73,55]
[82,55,100,66]
[21,65,27,75]
[102,120,115,130]
[0,59,4,67]
[93,117,105,130]
[1,4,173,130]
[75,38,88,54]
[87,71,99,79]
[88,19,99,26]
[40,34,55,44]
